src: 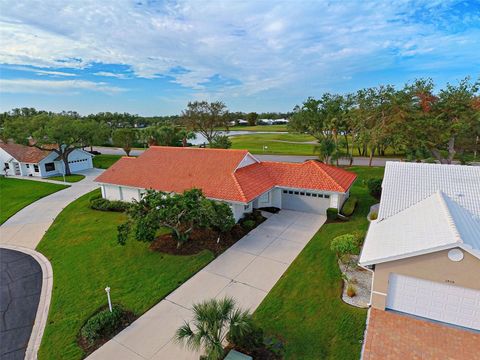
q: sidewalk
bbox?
[87,210,326,359]
[0,169,103,249]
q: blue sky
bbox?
[0,0,479,115]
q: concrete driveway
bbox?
[0,168,103,249]
[0,249,42,360]
[87,210,325,360]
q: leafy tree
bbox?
[3,113,98,175]
[176,297,253,360]
[181,101,230,145]
[400,77,480,164]
[118,189,233,248]
[139,125,195,147]
[246,112,258,126]
[209,135,232,149]
[112,128,136,156]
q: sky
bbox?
[0,0,479,116]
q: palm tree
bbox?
[175,297,253,360]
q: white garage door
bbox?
[387,274,480,330]
[69,158,91,172]
[281,189,330,214]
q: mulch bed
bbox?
[77,308,136,357]
[150,212,266,256]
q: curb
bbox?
[0,245,53,360]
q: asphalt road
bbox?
[0,249,42,360]
[92,146,401,166]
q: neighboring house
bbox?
[0,143,93,178]
[359,162,480,331]
[95,146,356,221]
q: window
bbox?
[318,194,324,198]
[294,191,299,195]
[244,204,250,210]
[324,194,330,199]
[4,162,9,170]
[45,162,55,172]
[312,193,317,197]
[288,190,293,194]
[283,190,287,194]
[306,193,311,196]
[33,164,39,172]
[300,192,305,196]
[26,164,30,168]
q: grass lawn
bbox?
[231,133,316,155]
[47,174,85,183]
[254,166,385,359]
[93,154,123,169]
[0,177,67,224]
[36,189,214,360]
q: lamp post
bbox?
[105,286,112,312]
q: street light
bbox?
[105,286,112,312]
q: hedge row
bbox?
[340,196,358,216]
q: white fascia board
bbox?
[359,243,459,267]
[95,182,248,205]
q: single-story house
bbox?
[359,162,480,331]
[0,143,93,178]
[95,146,357,221]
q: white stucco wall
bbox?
[230,202,253,222]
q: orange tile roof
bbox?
[95,146,357,203]
[0,143,52,163]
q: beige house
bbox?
[359,162,480,331]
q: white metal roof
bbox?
[378,162,480,221]
[360,162,480,266]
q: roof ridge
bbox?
[436,191,465,244]
[230,173,248,203]
[309,161,345,192]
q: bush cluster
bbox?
[366,178,382,199]
[90,198,130,212]
[242,219,256,230]
[330,234,357,256]
[326,207,338,220]
[80,305,126,345]
[340,196,358,216]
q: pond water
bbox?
[190,130,286,145]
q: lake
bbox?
[190,130,286,145]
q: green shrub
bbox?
[330,234,356,256]
[326,208,338,220]
[340,196,358,216]
[370,211,378,220]
[242,219,256,230]
[209,202,235,233]
[366,178,382,199]
[228,322,264,352]
[80,305,125,345]
[89,198,130,212]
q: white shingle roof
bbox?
[378,162,480,221]
[360,162,480,266]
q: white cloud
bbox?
[0,78,126,94]
[0,0,478,98]
[4,65,77,77]
[93,71,128,79]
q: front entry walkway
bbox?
[363,309,480,360]
[87,210,326,360]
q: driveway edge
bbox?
[0,244,53,360]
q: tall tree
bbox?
[181,101,229,145]
[3,113,97,175]
[246,112,258,126]
[112,128,136,156]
